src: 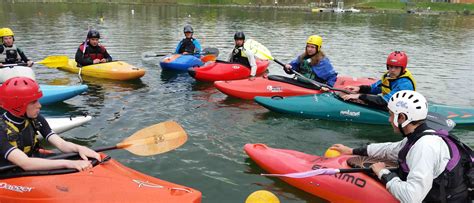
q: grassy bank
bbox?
[356,2,474,12]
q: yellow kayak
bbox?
[59,59,145,80]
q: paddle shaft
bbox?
[145,48,219,58]
[338,167,397,173]
[0,145,119,172]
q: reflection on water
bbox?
[1,2,473,202]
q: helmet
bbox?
[245,190,280,203]
[87,30,100,39]
[306,35,323,49]
[387,90,428,128]
[234,32,245,40]
[0,77,43,117]
[0,28,14,37]
[183,25,193,33]
[386,51,408,71]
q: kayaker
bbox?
[0,28,33,67]
[283,35,337,90]
[175,25,202,57]
[228,31,258,79]
[330,90,472,203]
[75,29,112,67]
[340,51,416,109]
[0,77,101,171]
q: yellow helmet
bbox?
[0,28,14,37]
[245,190,280,203]
[306,35,322,48]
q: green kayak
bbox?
[254,93,474,126]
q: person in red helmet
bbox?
[340,51,416,109]
[0,77,101,171]
[75,29,112,66]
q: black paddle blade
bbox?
[202,48,219,57]
[426,112,456,132]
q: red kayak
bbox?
[214,75,377,100]
[0,153,201,202]
[244,143,398,203]
[188,60,270,82]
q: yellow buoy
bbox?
[324,148,341,158]
[245,190,280,203]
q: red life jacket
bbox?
[79,43,107,60]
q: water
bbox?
[1,3,474,202]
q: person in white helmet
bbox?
[330,90,472,203]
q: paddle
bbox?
[142,47,219,58]
[261,167,398,178]
[0,56,69,68]
[243,39,350,93]
[0,120,188,172]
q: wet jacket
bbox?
[175,38,202,58]
[0,44,29,64]
[0,112,54,166]
[288,56,337,87]
[228,45,258,76]
[75,42,112,66]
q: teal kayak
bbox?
[40,85,88,105]
[254,93,474,126]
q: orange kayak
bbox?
[0,154,201,202]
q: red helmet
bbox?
[386,51,408,71]
[0,77,43,117]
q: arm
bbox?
[7,149,92,171]
[174,41,182,54]
[16,48,30,63]
[47,134,101,161]
[288,57,300,71]
[312,58,337,87]
[75,47,93,66]
[369,80,382,95]
[193,39,202,57]
[367,138,407,161]
[245,49,258,77]
[102,48,112,62]
[384,136,450,202]
[359,94,387,109]
[382,78,415,101]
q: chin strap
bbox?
[399,123,407,137]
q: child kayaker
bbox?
[228,31,258,79]
[0,77,101,171]
[175,25,202,57]
[75,29,112,66]
[0,28,33,67]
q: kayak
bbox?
[40,84,88,105]
[214,75,377,100]
[254,93,474,126]
[244,143,398,202]
[46,115,92,134]
[0,65,35,83]
[188,60,270,82]
[159,54,204,71]
[0,153,202,202]
[58,60,145,81]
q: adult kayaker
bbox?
[228,31,258,79]
[0,28,33,67]
[75,29,112,67]
[340,51,416,109]
[175,25,202,57]
[331,90,472,203]
[283,35,337,91]
[0,77,101,171]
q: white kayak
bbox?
[46,115,92,134]
[0,65,35,83]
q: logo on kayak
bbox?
[311,165,366,188]
[132,179,164,188]
[266,85,282,92]
[340,110,360,117]
[0,182,33,193]
[232,65,240,69]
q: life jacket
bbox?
[79,43,107,61]
[379,69,416,95]
[398,129,473,202]
[0,118,41,157]
[0,44,22,64]
[178,38,196,54]
[297,56,326,84]
[230,46,251,68]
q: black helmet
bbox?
[183,25,193,33]
[87,30,100,39]
[234,32,245,40]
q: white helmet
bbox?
[387,90,428,128]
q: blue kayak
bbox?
[40,85,88,105]
[159,54,203,71]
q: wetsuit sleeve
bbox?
[193,39,202,57]
[359,94,388,109]
[382,78,415,101]
[369,80,382,95]
[0,129,16,161]
[35,114,55,141]
[75,47,93,66]
[175,40,183,54]
[245,49,258,77]
[103,48,112,62]
[367,138,407,161]
[288,57,300,71]
[386,136,450,202]
[16,48,29,63]
[352,147,368,156]
[359,85,372,94]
